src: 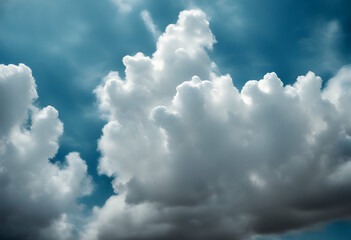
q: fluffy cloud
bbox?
[84,9,351,240]
[0,64,93,240]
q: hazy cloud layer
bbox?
[0,64,93,240]
[81,10,351,240]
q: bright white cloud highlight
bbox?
[0,64,93,240]
[84,9,351,240]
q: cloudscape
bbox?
[1,1,351,240]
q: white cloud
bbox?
[0,64,93,240]
[84,9,351,240]
[111,0,140,13]
[141,10,160,40]
[0,63,37,136]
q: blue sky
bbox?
[1,0,351,239]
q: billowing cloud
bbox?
[82,9,351,240]
[0,64,93,240]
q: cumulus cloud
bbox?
[0,64,93,240]
[84,9,351,240]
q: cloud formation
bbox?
[80,9,351,240]
[81,9,351,240]
[0,64,93,240]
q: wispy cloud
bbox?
[141,10,161,40]
[111,0,140,13]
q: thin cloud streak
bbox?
[141,10,161,40]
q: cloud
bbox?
[83,9,351,240]
[111,0,140,13]
[300,20,343,74]
[141,10,161,40]
[84,8,351,239]
[0,64,93,240]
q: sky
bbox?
[1,0,351,239]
